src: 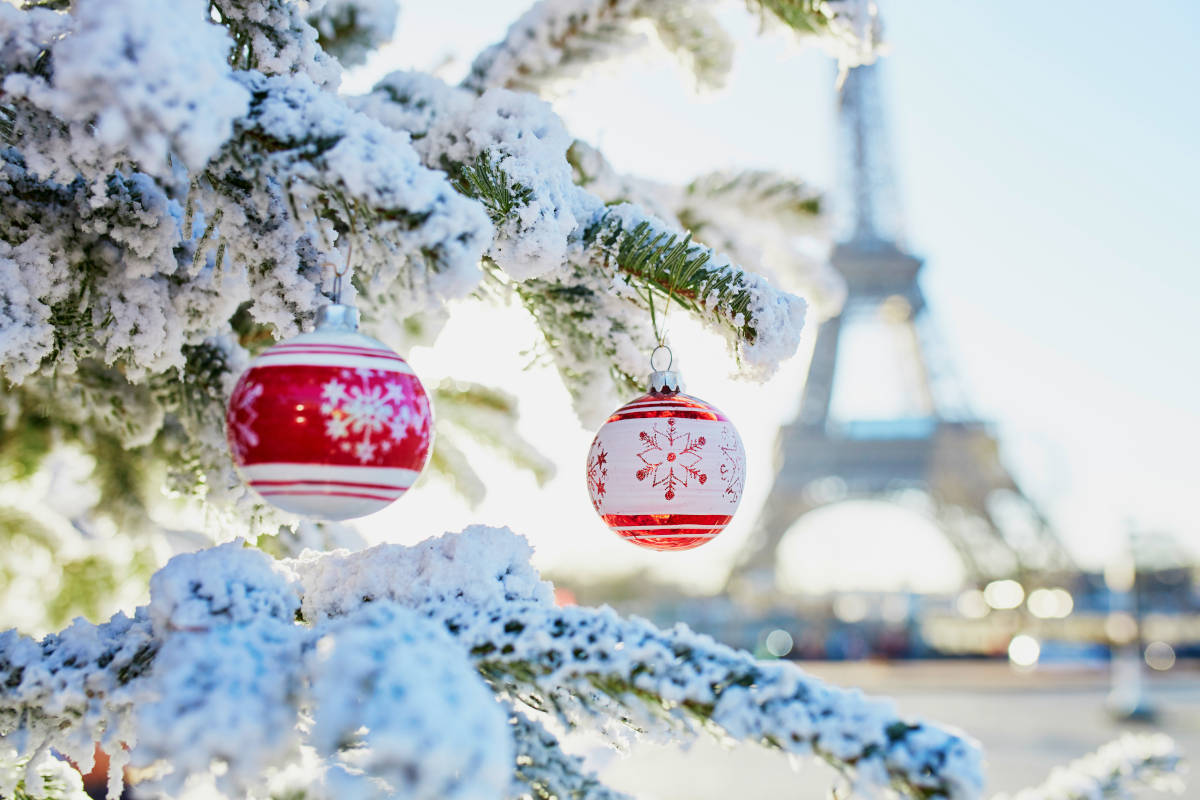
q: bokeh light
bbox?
[833,594,870,623]
[1008,634,1040,668]
[1027,587,1074,619]
[1105,612,1138,645]
[956,589,989,619]
[764,629,794,658]
[984,580,1025,610]
[1144,641,1176,671]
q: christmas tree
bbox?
[0,1,1186,798]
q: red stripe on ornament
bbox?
[256,488,400,502]
[602,513,733,527]
[272,342,399,355]
[602,513,730,552]
[250,478,410,491]
[609,409,723,422]
[605,392,729,423]
[617,533,717,552]
[264,350,408,362]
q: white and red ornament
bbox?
[226,304,432,520]
[586,352,746,551]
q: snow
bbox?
[215,0,342,87]
[147,541,299,634]
[0,526,993,800]
[2,0,248,181]
[355,71,810,423]
[461,0,880,96]
[294,525,554,623]
[464,0,651,95]
[308,0,400,68]
[309,603,511,800]
[358,73,585,280]
[993,733,1185,800]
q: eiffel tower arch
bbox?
[730,63,1073,593]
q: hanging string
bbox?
[330,199,359,306]
[647,267,678,373]
[650,343,673,373]
[328,239,352,305]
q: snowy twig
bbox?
[992,733,1185,800]
[507,707,632,800]
[296,528,984,800]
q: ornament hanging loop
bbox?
[647,344,682,394]
[650,344,673,373]
[319,249,359,332]
[327,246,351,305]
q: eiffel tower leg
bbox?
[797,315,842,429]
[728,485,817,595]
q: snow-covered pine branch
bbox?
[992,733,1185,800]
[0,527,985,800]
[748,0,881,68]
[431,382,557,509]
[356,72,806,417]
[566,141,845,321]
[306,0,400,68]
[462,0,880,96]
[0,0,829,635]
[0,750,89,800]
[683,169,824,231]
[507,707,633,800]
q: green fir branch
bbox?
[434,381,555,487]
[513,273,643,401]
[448,151,534,227]
[19,0,70,10]
[157,342,232,424]
[645,4,734,92]
[464,1,642,94]
[0,105,19,146]
[479,653,951,800]
[684,169,822,223]
[746,0,837,35]
[585,214,758,343]
[508,708,633,800]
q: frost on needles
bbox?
[0,3,1187,800]
[1,0,821,544]
[0,526,986,800]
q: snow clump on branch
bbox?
[1,0,248,182]
[0,526,987,800]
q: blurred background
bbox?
[342,2,1200,795]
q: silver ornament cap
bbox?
[647,344,682,393]
[648,369,683,393]
[316,303,360,332]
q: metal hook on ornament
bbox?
[330,257,351,306]
[650,343,673,373]
[325,238,355,305]
[318,248,359,332]
[647,344,681,394]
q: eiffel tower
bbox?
[730,63,1073,591]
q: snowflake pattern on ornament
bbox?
[636,418,706,500]
[586,443,608,512]
[718,424,744,503]
[227,381,264,461]
[320,369,430,464]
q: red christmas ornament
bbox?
[226,304,432,520]
[586,354,746,551]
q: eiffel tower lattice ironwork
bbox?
[731,63,1073,590]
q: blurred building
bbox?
[730,61,1072,597]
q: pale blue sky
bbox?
[353,1,1200,587]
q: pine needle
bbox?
[587,215,758,343]
[448,151,534,226]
